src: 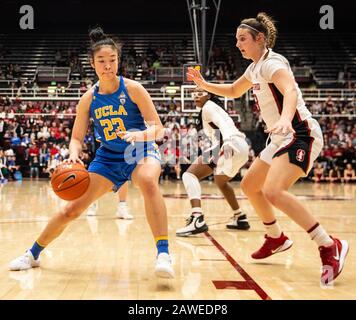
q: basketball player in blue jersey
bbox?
[10,27,174,278]
[87,128,133,219]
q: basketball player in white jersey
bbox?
[176,89,250,236]
[187,12,348,285]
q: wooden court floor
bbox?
[0,180,355,300]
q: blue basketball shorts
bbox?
[88,142,161,192]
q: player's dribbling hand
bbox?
[265,118,295,135]
[63,155,84,165]
[187,67,206,88]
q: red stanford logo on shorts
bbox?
[296,149,305,162]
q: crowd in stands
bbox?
[1,34,355,184]
[0,41,237,95]
[308,96,355,115]
[1,94,354,184]
[0,63,22,81]
[305,98,355,183]
[0,96,246,183]
[120,43,237,82]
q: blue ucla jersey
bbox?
[90,76,148,152]
[88,76,161,191]
[93,126,101,142]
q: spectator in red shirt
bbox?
[28,143,39,157]
[50,122,59,135]
[330,145,343,158]
[323,147,334,159]
[49,144,59,157]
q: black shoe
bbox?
[226,214,250,230]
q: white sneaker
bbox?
[87,201,98,216]
[176,214,208,237]
[86,207,97,216]
[226,213,251,230]
[116,205,133,220]
[155,252,175,278]
[9,250,40,271]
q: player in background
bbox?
[86,182,133,219]
[176,88,250,236]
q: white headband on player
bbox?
[238,23,261,34]
[191,91,208,99]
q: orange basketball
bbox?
[51,163,90,201]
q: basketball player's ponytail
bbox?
[256,12,277,49]
[239,12,277,48]
[88,26,122,60]
[89,27,107,44]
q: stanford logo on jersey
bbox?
[253,83,260,90]
[296,149,305,162]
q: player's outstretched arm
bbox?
[187,67,252,98]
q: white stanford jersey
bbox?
[244,50,324,175]
[201,100,245,147]
[244,49,312,130]
[201,100,249,177]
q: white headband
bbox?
[238,23,261,34]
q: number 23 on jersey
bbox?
[100,118,127,141]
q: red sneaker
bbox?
[319,237,349,285]
[252,232,293,259]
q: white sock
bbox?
[191,207,202,216]
[119,201,127,208]
[233,208,243,218]
[308,223,333,247]
[264,220,282,238]
[90,201,98,209]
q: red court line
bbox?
[204,231,271,300]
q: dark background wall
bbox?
[0,0,353,33]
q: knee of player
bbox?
[213,175,228,189]
[182,171,200,188]
[182,171,201,199]
[138,175,159,193]
[61,201,86,220]
[182,171,197,182]
[263,186,283,205]
[240,176,257,195]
